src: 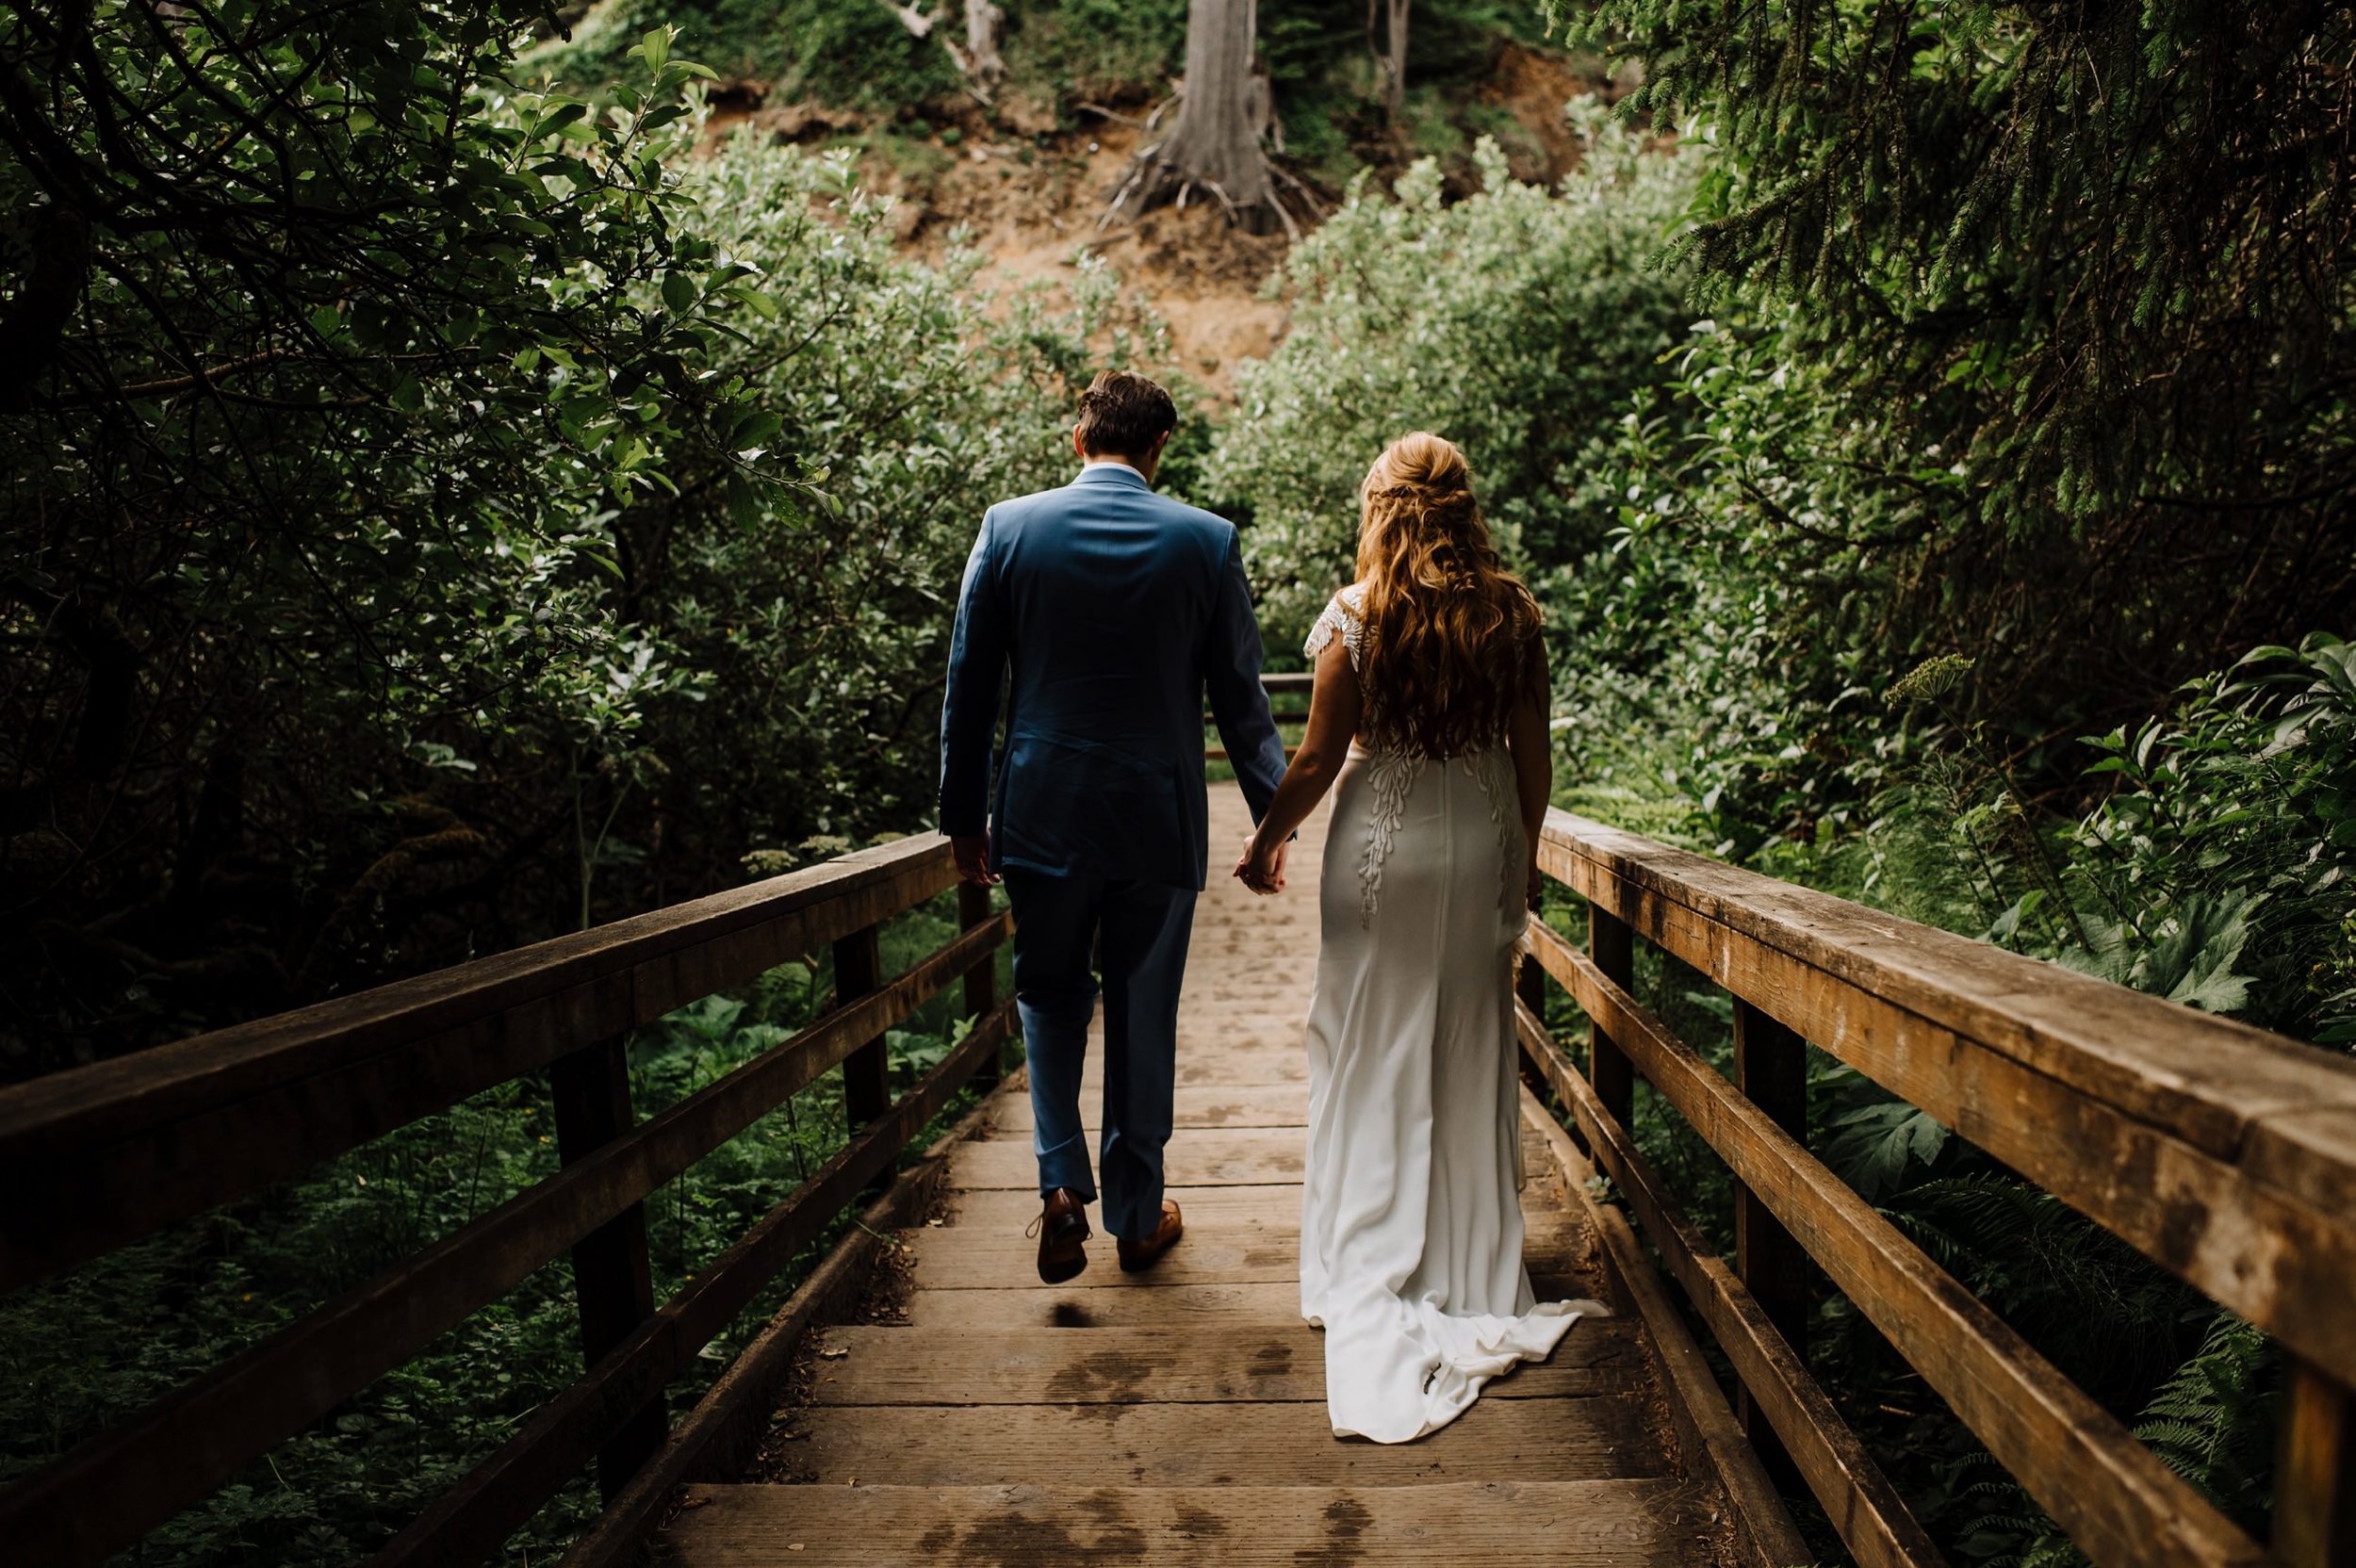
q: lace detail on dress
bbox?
[1302,584,1368,670]
[1357,749,1423,926]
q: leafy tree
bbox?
[1557,1,2355,777]
[1203,117,1695,644]
[0,3,770,1072]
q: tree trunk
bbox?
[1107,0,1297,235]
[963,0,1004,86]
[1383,0,1409,121]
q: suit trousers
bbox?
[1001,868,1198,1241]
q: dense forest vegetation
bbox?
[2,0,2348,1561]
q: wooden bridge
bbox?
[5,683,2356,1567]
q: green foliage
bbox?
[1559,1,2356,530]
[2068,635,2356,1042]
[532,0,961,106]
[0,65,1119,1073]
[0,7,761,1070]
[0,889,991,1566]
[1203,117,1697,651]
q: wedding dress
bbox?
[1298,584,1605,1443]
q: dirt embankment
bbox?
[705,44,1623,400]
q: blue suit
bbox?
[940,463,1287,1238]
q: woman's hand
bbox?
[1234,833,1287,895]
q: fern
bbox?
[2130,1312,2277,1534]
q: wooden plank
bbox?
[990,1082,1309,1131]
[1521,1007,1945,1568]
[663,1478,1713,1566]
[946,1182,1307,1229]
[548,1036,663,1499]
[378,1007,1011,1568]
[1518,1088,1808,1568]
[773,1396,1668,1486]
[803,1321,1641,1406]
[1527,923,2266,1568]
[831,923,891,1198]
[946,1126,1305,1188]
[551,1063,1008,1568]
[0,835,962,1292]
[1590,903,1635,1130]
[896,1274,1604,1330]
[904,1211,1588,1290]
[1730,997,1808,1486]
[2275,1356,2356,1568]
[1538,808,2356,1387]
[0,922,1011,1568]
[957,882,1001,1093]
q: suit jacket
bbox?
[938,463,1288,889]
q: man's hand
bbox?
[953,834,1000,887]
[1233,834,1287,896]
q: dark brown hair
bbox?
[1074,369,1177,460]
[1352,432,1545,760]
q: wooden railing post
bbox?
[548,1037,664,1499]
[833,923,892,1192]
[1732,998,1809,1486]
[1589,904,1635,1130]
[2277,1355,2356,1568]
[959,882,1001,1091]
[1516,893,1548,1025]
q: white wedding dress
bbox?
[1298,585,1605,1443]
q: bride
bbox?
[1235,432,1604,1444]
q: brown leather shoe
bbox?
[1117,1200,1184,1274]
[1030,1188,1090,1283]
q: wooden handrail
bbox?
[0,835,1012,1567]
[1524,805,2356,1568]
[0,834,957,1292]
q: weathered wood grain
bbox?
[1538,808,2356,1389]
[553,1079,1006,1568]
[902,1209,1587,1289]
[947,1125,1308,1188]
[0,835,963,1292]
[772,1396,1667,1485]
[1518,1091,1806,1568]
[894,1274,1600,1330]
[663,1479,1715,1566]
[801,1321,1642,1407]
[1530,923,2266,1568]
[379,1008,1010,1568]
[0,920,1010,1566]
[1520,1006,1943,1568]
[989,1081,1308,1131]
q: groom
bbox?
[940,369,1290,1283]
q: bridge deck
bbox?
[661,787,1736,1566]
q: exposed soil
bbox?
[705,43,1625,400]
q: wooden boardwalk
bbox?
[661,788,1748,1566]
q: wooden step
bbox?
[802,1320,1638,1407]
[901,1211,1589,1289]
[663,1479,1718,1566]
[948,1126,1306,1187]
[898,1274,1603,1330]
[772,1394,1670,1486]
[989,1081,1309,1131]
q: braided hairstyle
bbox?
[1350,432,1545,760]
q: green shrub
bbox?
[1203,116,1698,654]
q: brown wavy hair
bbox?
[1350,433,1544,759]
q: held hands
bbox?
[1233,834,1288,896]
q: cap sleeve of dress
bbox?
[1302,584,1367,670]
